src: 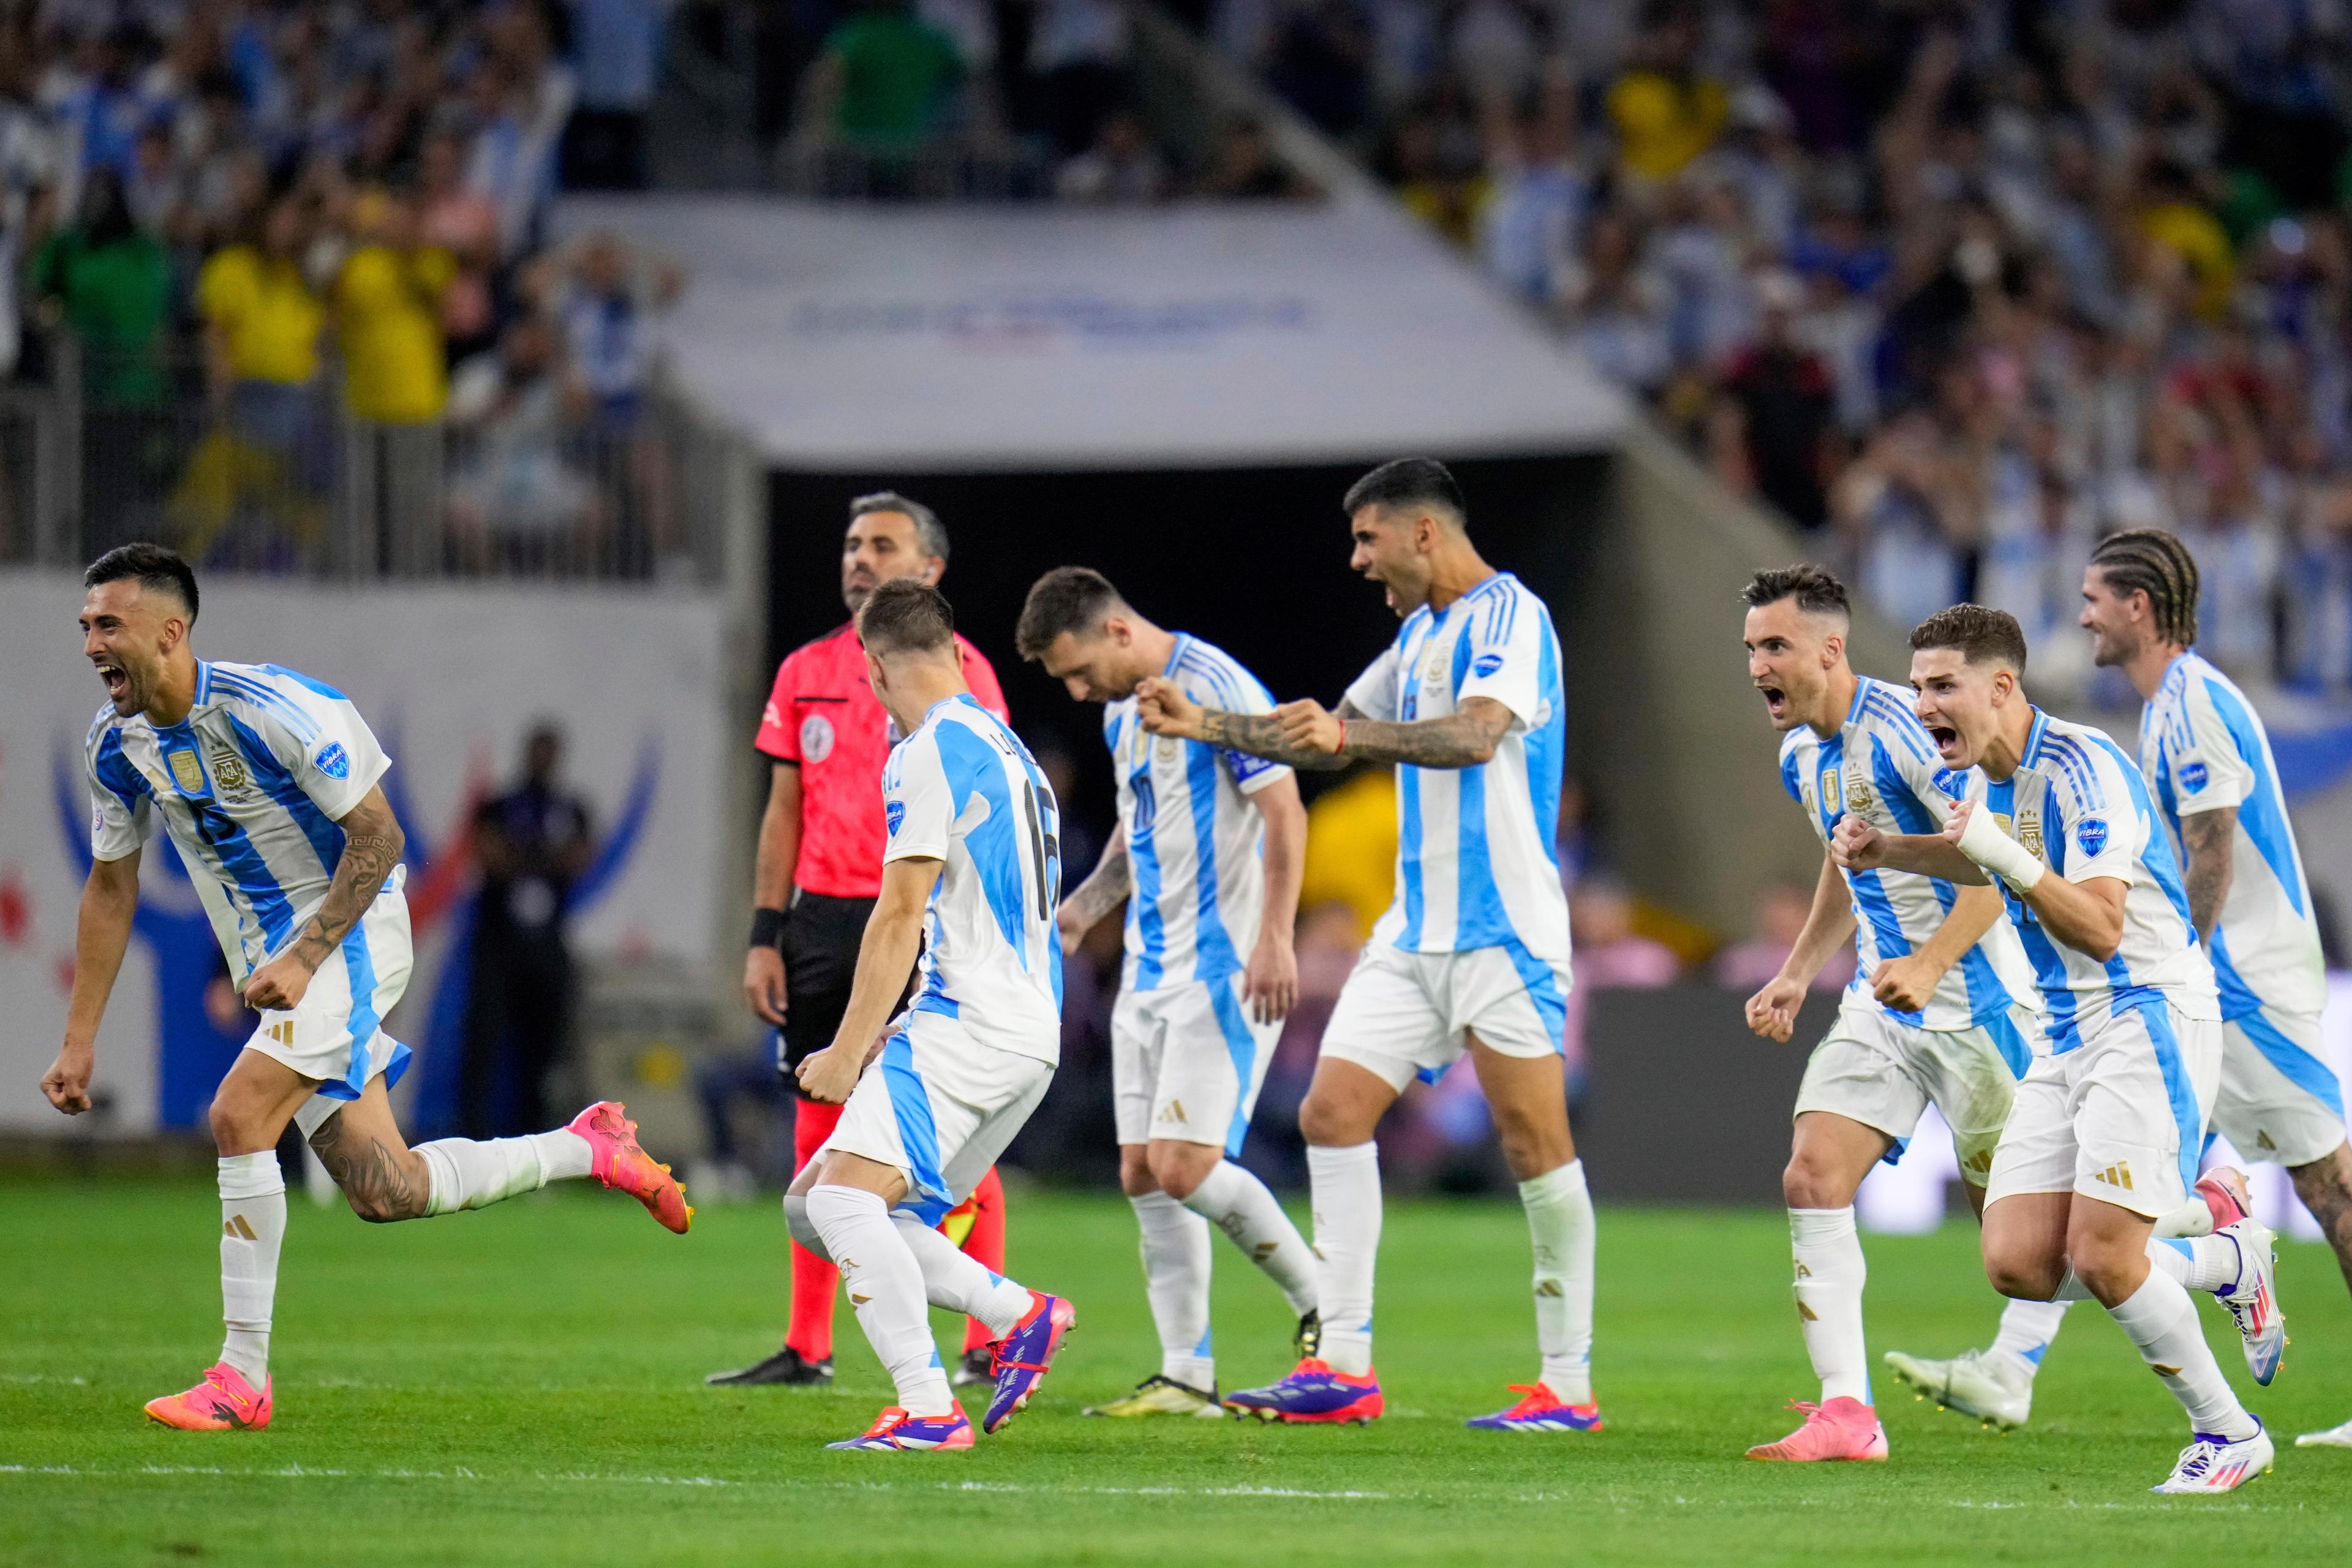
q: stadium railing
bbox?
[0,332,729,586]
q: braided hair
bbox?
[2089,529,2201,649]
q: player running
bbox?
[1836,605,2280,1494]
[43,546,688,1433]
[785,579,1074,1452]
[1889,530,2348,1449]
[712,491,1013,1390]
[1016,567,1319,1418]
[1137,459,1595,1433]
[1735,567,2045,1463]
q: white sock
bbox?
[2154,1196,2214,1237]
[218,1152,286,1385]
[807,1185,953,1417]
[891,1213,1033,1338]
[2108,1266,2256,1440]
[1133,1191,1216,1389]
[2151,1235,2238,1293]
[1988,1298,2071,1375]
[1789,1206,1869,1404]
[1306,1142,1382,1376]
[413,1129,590,1215]
[1521,1159,1595,1404]
[1182,1160,1319,1317]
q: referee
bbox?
[708,492,1014,1388]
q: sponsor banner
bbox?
[0,571,727,1131]
[555,196,1626,470]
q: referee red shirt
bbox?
[755,624,1009,899]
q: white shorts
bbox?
[1112,974,1283,1155]
[818,1009,1054,1225]
[241,888,414,1139]
[2211,1006,2349,1169]
[1318,941,1569,1091]
[1793,1003,2038,1185]
[1986,998,2221,1219]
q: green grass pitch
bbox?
[4,1178,2350,1566]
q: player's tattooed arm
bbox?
[1058,825,1130,953]
[1136,677,1363,769]
[2179,805,2237,941]
[1316,697,1515,769]
[243,785,405,1012]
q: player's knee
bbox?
[1118,1149,1159,1199]
[1780,1153,1850,1211]
[1983,1244,2061,1302]
[1147,1144,1216,1200]
[1297,1091,1362,1148]
[206,1098,270,1156]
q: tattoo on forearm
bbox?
[307,1111,424,1219]
[1065,835,1132,931]
[1335,705,1513,768]
[2182,810,2235,940]
[1196,710,1350,770]
[292,822,402,969]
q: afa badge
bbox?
[2076,817,2109,857]
[314,742,350,779]
[2179,761,2209,793]
[2016,807,2043,859]
[1845,775,1873,815]
[209,749,249,795]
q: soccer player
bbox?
[1835,605,2281,1494]
[1890,530,2350,1448]
[783,579,1074,1452]
[1137,458,1595,1433]
[712,491,1014,1390]
[42,546,688,1433]
[1735,566,2045,1463]
[1016,567,1320,1417]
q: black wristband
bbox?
[750,906,787,951]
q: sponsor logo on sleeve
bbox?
[2179,761,2209,793]
[314,742,350,779]
[91,805,104,835]
[1933,767,1968,798]
[1472,651,1504,678]
[2075,817,2109,857]
[886,801,905,836]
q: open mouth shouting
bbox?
[1924,721,1962,761]
[95,658,132,708]
[1757,682,1789,723]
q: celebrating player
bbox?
[1735,567,2044,1463]
[43,546,688,1433]
[784,579,1073,1452]
[712,491,1013,1390]
[1835,606,2281,1494]
[1891,530,2351,1450]
[1016,567,1319,1418]
[1137,459,1595,1433]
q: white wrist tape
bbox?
[1955,802,2045,892]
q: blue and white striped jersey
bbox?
[1104,633,1291,993]
[85,660,396,986]
[2139,652,2326,1019]
[883,695,1065,1064]
[1777,676,2038,1040]
[1342,571,1570,962]
[1975,709,2218,1050]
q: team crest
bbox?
[209,749,250,795]
[165,748,206,794]
[2016,807,2044,859]
[1845,775,1873,815]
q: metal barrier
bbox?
[5,332,727,584]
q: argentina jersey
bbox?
[85,660,398,986]
[883,695,1065,1064]
[1104,633,1291,993]
[1978,709,2218,1050]
[1343,571,1569,961]
[2139,651,2326,1020]
[1777,676,2038,1042]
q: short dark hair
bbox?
[850,490,949,563]
[1910,603,2028,674]
[1741,564,1850,619]
[84,542,198,623]
[1016,567,1126,660]
[1343,458,1466,526]
[2089,528,2199,647]
[857,576,957,657]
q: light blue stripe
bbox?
[1450,627,1509,948]
[1396,764,1425,947]
[2201,676,2308,918]
[2135,999,2205,1196]
[211,671,320,742]
[881,1033,952,1225]
[1499,937,1569,1052]
[313,916,385,1102]
[1208,977,1260,1158]
[92,729,150,812]
[1982,1006,2033,1080]
[1185,737,1240,979]
[223,711,342,874]
[2234,1006,2344,1117]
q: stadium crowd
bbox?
[0,0,683,571]
[1226,0,2352,701]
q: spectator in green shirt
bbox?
[31,169,172,409]
[798,0,964,151]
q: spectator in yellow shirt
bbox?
[1606,4,1726,184]
[1300,767,1396,944]
[334,191,456,424]
[2138,163,2235,322]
